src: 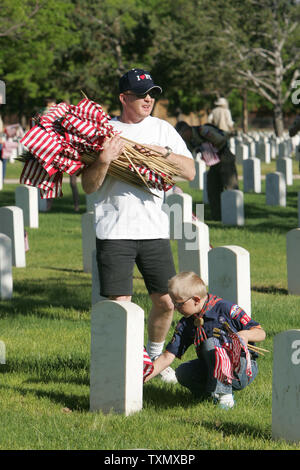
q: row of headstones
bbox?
[230,131,300,164]
[191,158,300,226]
[90,297,300,446]
[0,185,49,299]
[81,191,300,306]
[166,192,300,295]
[191,153,295,196]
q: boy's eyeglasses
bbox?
[125,90,160,99]
[173,297,193,309]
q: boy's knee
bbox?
[174,363,186,385]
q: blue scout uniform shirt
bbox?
[166,294,261,359]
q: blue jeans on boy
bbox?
[175,337,258,397]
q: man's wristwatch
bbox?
[164,146,172,158]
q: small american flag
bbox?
[213,331,252,385]
[128,164,172,192]
[200,142,220,166]
[143,347,154,381]
[20,99,113,198]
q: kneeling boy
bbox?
[144,271,266,409]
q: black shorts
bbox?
[96,238,176,297]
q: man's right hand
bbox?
[99,135,124,164]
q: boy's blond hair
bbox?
[168,272,207,299]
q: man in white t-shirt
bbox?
[81,68,195,382]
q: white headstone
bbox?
[91,249,106,305]
[15,185,39,228]
[86,192,99,212]
[272,329,300,443]
[286,228,300,295]
[0,206,26,267]
[221,190,244,226]
[235,142,248,164]
[0,341,5,364]
[38,192,49,212]
[278,141,287,158]
[189,160,206,190]
[298,191,300,228]
[81,212,96,273]
[0,233,13,299]
[247,140,256,159]
[177,220,210,285]
[270,141,277,160]
[243,158,261,193]
[276,157,293,186]
[90,300,144,415]
[208,245,251,315]
[164,192,192,240]
[266,172,286,207]
[257,142,271,163]
[0,160,3,190]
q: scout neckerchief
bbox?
[193,294,222,354]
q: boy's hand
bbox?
[144,351,175,383]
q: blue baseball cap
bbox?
[119,68,162,95]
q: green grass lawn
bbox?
[0,160,300,450]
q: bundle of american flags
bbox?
[213,323,252,385]
[19,98,179,199]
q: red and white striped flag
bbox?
[213,333,252,385]
[143,347,154,381]
[20,97,174,198]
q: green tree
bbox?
[0,0,76,118]
[214,0,300,136]
[52,0,157,112]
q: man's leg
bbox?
[135,240,176,358]
[146,292,177,383]
[207,164,223,220]
[147,292,174,356]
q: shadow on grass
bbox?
[1,355,89,381]
[0,188,17,206]
[252,285,288,295]
[200,418,271,441]
[0,276,92,318]
[143,382,198,409]
[0,382,89,411]
[144,383,271,440]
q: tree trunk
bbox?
[273,101,284,137]
[242,88,248,134]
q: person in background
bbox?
[175,120,238,221]
[70,174,80,212]
[207,97,234,133]
[81,68,195,383]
